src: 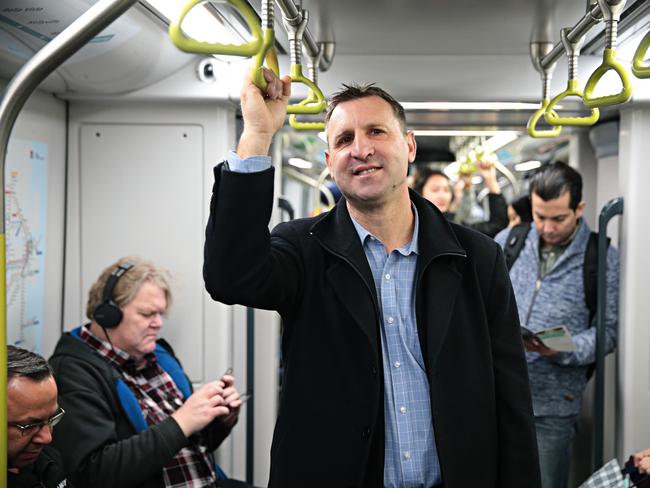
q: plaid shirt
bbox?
[80,326,218,487]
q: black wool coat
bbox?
[204,164,541,488]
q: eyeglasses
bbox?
[8,407,65,437]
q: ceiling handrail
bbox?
[583,0,633,107]
[281,10,327,116]
[251,0,280,89]
[275,0,335,72]
[527,41,563,138]
[545,28,600,126]
[169,0,263,56]
[538,1,603,71]
[289,43,327,130]
[632,30,650,78]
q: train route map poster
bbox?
[5,138,48,353]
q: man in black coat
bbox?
[203,69,541,488]
[7,345,71,488]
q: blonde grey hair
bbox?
[86,256,172,321]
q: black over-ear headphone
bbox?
[93,263,133,329]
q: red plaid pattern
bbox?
[80,326,219,487]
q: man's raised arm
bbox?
[237,68,291,159]
[203,68,303,312]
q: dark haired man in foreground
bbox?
[204,69,540,488]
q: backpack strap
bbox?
[504,222,532,270]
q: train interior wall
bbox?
[4,63,650,488]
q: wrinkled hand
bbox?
[171,381,230,437]
[237,67,291,159]
[634,448,650,473]
[523,337,559,356]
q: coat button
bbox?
[362,427,371,440]
[371,366,377,376]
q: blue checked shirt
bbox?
[350,209,441,488]
[227,152,441,486]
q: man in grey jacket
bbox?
[495,162,620,488]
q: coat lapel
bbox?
[311,200,381,353]
[311,192,469,371]
[411,191,467,370]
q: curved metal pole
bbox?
[313,167,332,211]
[0,0,139,483]
[593,196,623,471]
[283,166,335,208]
[539,0,605,70]
[275,0,335,72]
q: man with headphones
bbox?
[49,257,245,488]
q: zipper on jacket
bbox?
[524,272,543,327]
[310,232,382,321]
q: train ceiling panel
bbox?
[0,0,196,95]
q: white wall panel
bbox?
[618,107,650,458]
[65,100,236,385]
[77,123,204,379]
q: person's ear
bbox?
[406,130,417,163]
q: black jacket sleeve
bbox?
[51,355,189,488]
[466,193,508,237]
[203,163,304,315]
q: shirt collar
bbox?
[349,203,420,256]
[80,324,157,372]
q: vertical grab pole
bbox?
[0,0,140,483]
[245,307,255,483]
[593,196,623,470]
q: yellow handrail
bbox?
[632,30,650,79]
[169,0,263,57]
[583,48,632,107]
[282,10,327,116]
[545,80,600,126]
[545,28,599,127]
[527,99,562,138]
[289,92,326,130]
[583,0,632,107]
[289,45,326,130]
[287,66,327,115]
[250,28,280,89]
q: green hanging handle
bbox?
[545,28,599,126]
[528,99,562,138]
[282,10,327,115]
[289,45,326,130]
[250,30,279,89]
[632,30,650,79]
[583,0,632,107]
[289,94,326,130]
[583,48,632,107]
[250,0,279,89]
[459,155,477,175]
[528,41,562,138]
[169,0,263,57]
[286,65,327,114]
[545,80,600,126]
